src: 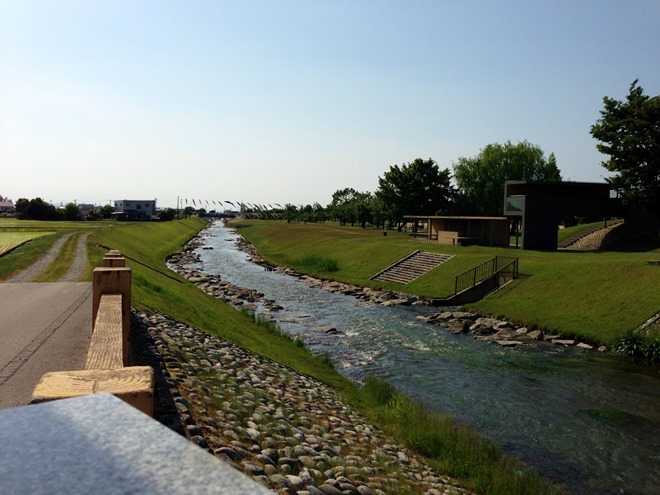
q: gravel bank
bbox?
[133,311,474,495]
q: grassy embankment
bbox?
[232,219,660,348]
[0,218,560,494]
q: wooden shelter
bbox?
[403,215,509,246]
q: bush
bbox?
[612,332,660,361]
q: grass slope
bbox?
[232,220,660,346]
[89,218,557,495]
[0,218,561,494]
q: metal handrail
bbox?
[455,256,519,294]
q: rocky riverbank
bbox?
[172,226,605,354]
[133,310,474,495]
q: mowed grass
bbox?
[0,231,50,256]
[86,219,356,395]
[231,219,660,346]
[85,218,558,495]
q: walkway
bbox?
[0,233,92,409]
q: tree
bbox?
[329,188,359,226]
[376,158,454,227]
[99,204,114,219]
[453,141,561,215]
[283,204,299,223]
[590,79,660,216]
[63,202,81,221]
[15,198,30,219]
[158,208,177,221]
[180,206,196,218]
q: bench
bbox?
[437,231,460,245]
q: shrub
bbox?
[612,332,660,361]
[293,254,339,272]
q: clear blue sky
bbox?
[2,1,659,209]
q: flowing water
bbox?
[194,223,659,495]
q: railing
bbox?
[454,256,519,295]
[31,250,154,415]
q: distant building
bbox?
[503,181,623,250]
[78,203,97,219]
[113,199,157,220]
[0,200,15,215]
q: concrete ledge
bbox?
[2,393,272,495]
[31,366,154,416]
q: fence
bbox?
[31,250,154,415]
[454,256,519,295]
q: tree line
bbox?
[273,140,560,229]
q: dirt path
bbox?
[6,232,89,283]
[60,233,90,282]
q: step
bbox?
[370,251,453,285]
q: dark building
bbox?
[504,181,623,250]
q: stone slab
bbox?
[0,393,272,494]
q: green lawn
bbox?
[232,219,660,346]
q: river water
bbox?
[194,222,659,495]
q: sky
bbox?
[2,1,659,210]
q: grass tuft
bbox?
[293,254,340,272]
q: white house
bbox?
[0,200,15,215]
[113,199,157,220]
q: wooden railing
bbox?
[31,251,154,415]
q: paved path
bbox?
[0,283,91,409]
[0,233,93,409]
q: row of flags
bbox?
[182,199,283,211]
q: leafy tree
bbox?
[590,79,660,216]
[328,188,374,227]
[453,141,561,215]
[20,197,61,220]
[312,202,326,223]
[99,204,114,219]
[63,202,81,221]
[283,204,299,223]
[376,158,454,227]
[180,206,196,218]
[15,198,30,219]
[329,188,358,226]
[158,208,177,221]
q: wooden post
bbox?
[93,267,131,362]
[103,251,126,267]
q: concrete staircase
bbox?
[370,250,452,285]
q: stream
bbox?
[193,222,659,495]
